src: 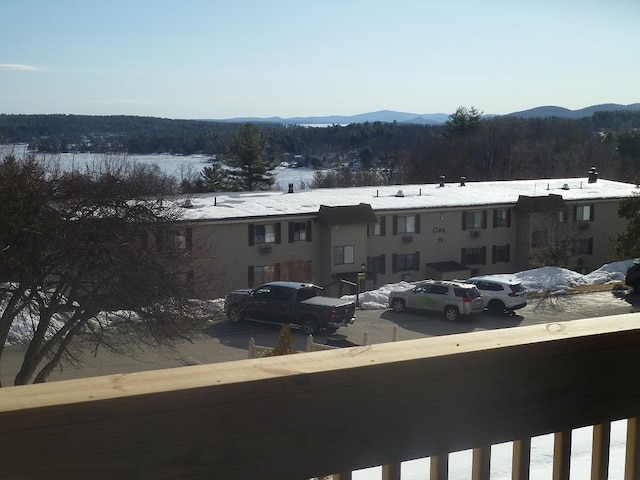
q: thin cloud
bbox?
[83,99,160,105]
[0,64,39,71]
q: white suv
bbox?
[388,279,484,321]
[466,276,527,315]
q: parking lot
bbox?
[3,289,639,386]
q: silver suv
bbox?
[388,280,484,321]
[466,276,527,315]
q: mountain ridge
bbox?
[212,103,640,125]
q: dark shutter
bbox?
[572,205,577,221]
[248,224,255,246]
[185,227,192,251]
[462,212,467,231]
[482,210,487,229]
[275,223,281,244]
[506,244,511,263]
[492,245,497,264]
[392,215,398,235]
[493,210,498,228]
[380,254,386,274]
[306,221,312,242]
[288,222,294,243]
[482,246,487,265]
[414,251,420,271]
[461,248,466,265]
[415,214,421,233]
[588,238,594,254]
[392,253,397,273]
[274,263,281,280]
[380,216,386,236]
[507,209,512,227]
[248,266,254,287]
[590,203,595,221]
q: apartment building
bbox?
[175,171,637,298]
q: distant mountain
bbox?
[211,103,640,125]
[506,103,640,120]
[212,109,450,125]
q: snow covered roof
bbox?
[178,177,639,222]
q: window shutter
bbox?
[288,222,294,243]
[185,227,192,251]
[248,266,254,287]
[274,263,281,280]
[590,203,595,221]
[462,212,467,231]
[482,210,488,229]
[392,215,398,235]
[275,223,281,244]
[392,253,397,273]
[380,254,386,274]
[506,244,511,263]
[572,205,577,221]
[507,209,511,227]
[414,251,420,271]
[248,224,255,246]
[306,220,312,242]
[588,238,594,254]
[492,245,497,264]
[493,210,498,228]
[461,248,466,265]
[380,216,386,236]
[482,246,487,265]
[415,214,421,233]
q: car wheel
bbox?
[444,306,459,321]
[487,300,506,315]
[301,317,318,335]
[227,306,244,323]
[391,298,406,312]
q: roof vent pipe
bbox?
[439,175,446,187]
[460,176,466,186]
[287,183,294,193]
[588,166,598,184]
[396,190,404,197]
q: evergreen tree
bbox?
[200,163,228,191]
[613,193,640,259]
[225,123,277,191]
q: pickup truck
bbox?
[224,281,356,335]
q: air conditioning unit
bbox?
[259,245,272,254]
[401,235,413,243]
[470,230,481,239]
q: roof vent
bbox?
[287,183,294,193]
[561,183,570,190]
[460,176,466,186]
[396,189,404,197]
[182,198,193,208]
[439,175,446,187]
[588,166,598,184]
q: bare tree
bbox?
[0,154,208,386]
[529,210,581,267]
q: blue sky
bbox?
[1,0,639,119]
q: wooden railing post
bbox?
[553,430,572,480]
[381,462,401,480]
[472,445,491,480]
[512,437,531,480]
[430,454,449,480]
[591,422,611,480]
[624,417,640,480]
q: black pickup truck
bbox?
[224,281,356,335]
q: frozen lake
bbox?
[1,144,318,191]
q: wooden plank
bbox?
[513,437,531,480]
[591,422,611,480]
[430,454,448,480]
[381,462,401,480]
[1,314,640,479]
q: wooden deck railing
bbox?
[1,313,640,479]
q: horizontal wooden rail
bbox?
[1,314,640,479]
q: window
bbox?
[396,253,416,271]
[253,265,275,285]
[368,216,385,236]
[334,245,354,265]
[255,224,276,244]
[367,255,386,274]
[574,238,593,255]
[397,215,415,234]
[574,204,594,222]
[463,210,486,230]
[494,209,510,228]
[463,247,486,265]
[492,244,511,263]
[292,222,307,241]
